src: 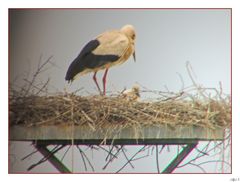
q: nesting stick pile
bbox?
[10,91,231,131]
[9,58,231,134]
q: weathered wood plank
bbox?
[10,125,225,142]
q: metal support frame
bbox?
[34,144,71,173]
[31,139,199,173]
[10,125,225,173]
[162,142,198,173]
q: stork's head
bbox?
[121,24,136,42]
[121,24,136,62]
[132,85,140,93]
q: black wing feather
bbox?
[65,40,99,81]
[65,39,119,82]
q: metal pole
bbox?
[35,144,71,173]
[162,142,198,173]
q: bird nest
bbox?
[9,58,231,135]
[10,90,231,131]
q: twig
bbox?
[176,72,185,91]
[121,147,134,169]
[102,146,123,170]
[105,145,115,162]
[198,160,231,168]
[76,145,87,171]
[116,146,146,173]
[188,162,207,173]
[21,149,39,161]
[76,145,94,172]
[97,146,118,159]
[27,145,65,171]
[186,61,207,99]
[24,55,53,96]
[60,145,71,162]
[23,78,50,95]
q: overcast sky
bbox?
[9,9,231,173]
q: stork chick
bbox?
[122,85,140,101]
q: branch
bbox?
[116,146,146,173]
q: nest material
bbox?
[10,92,231,130]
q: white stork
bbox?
[65,24,136,95]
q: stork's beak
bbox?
[133,51,136,62]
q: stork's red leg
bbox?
[93,72,102,94]
[102,68,109,95]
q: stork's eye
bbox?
[132,34,136,40]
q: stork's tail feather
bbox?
[65,72,73,82]
[65,70,74,82]
[65,54,85,82]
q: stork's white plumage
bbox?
[65,25,136,95]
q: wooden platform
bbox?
[10,125,225,145]
[9,125,227,173]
